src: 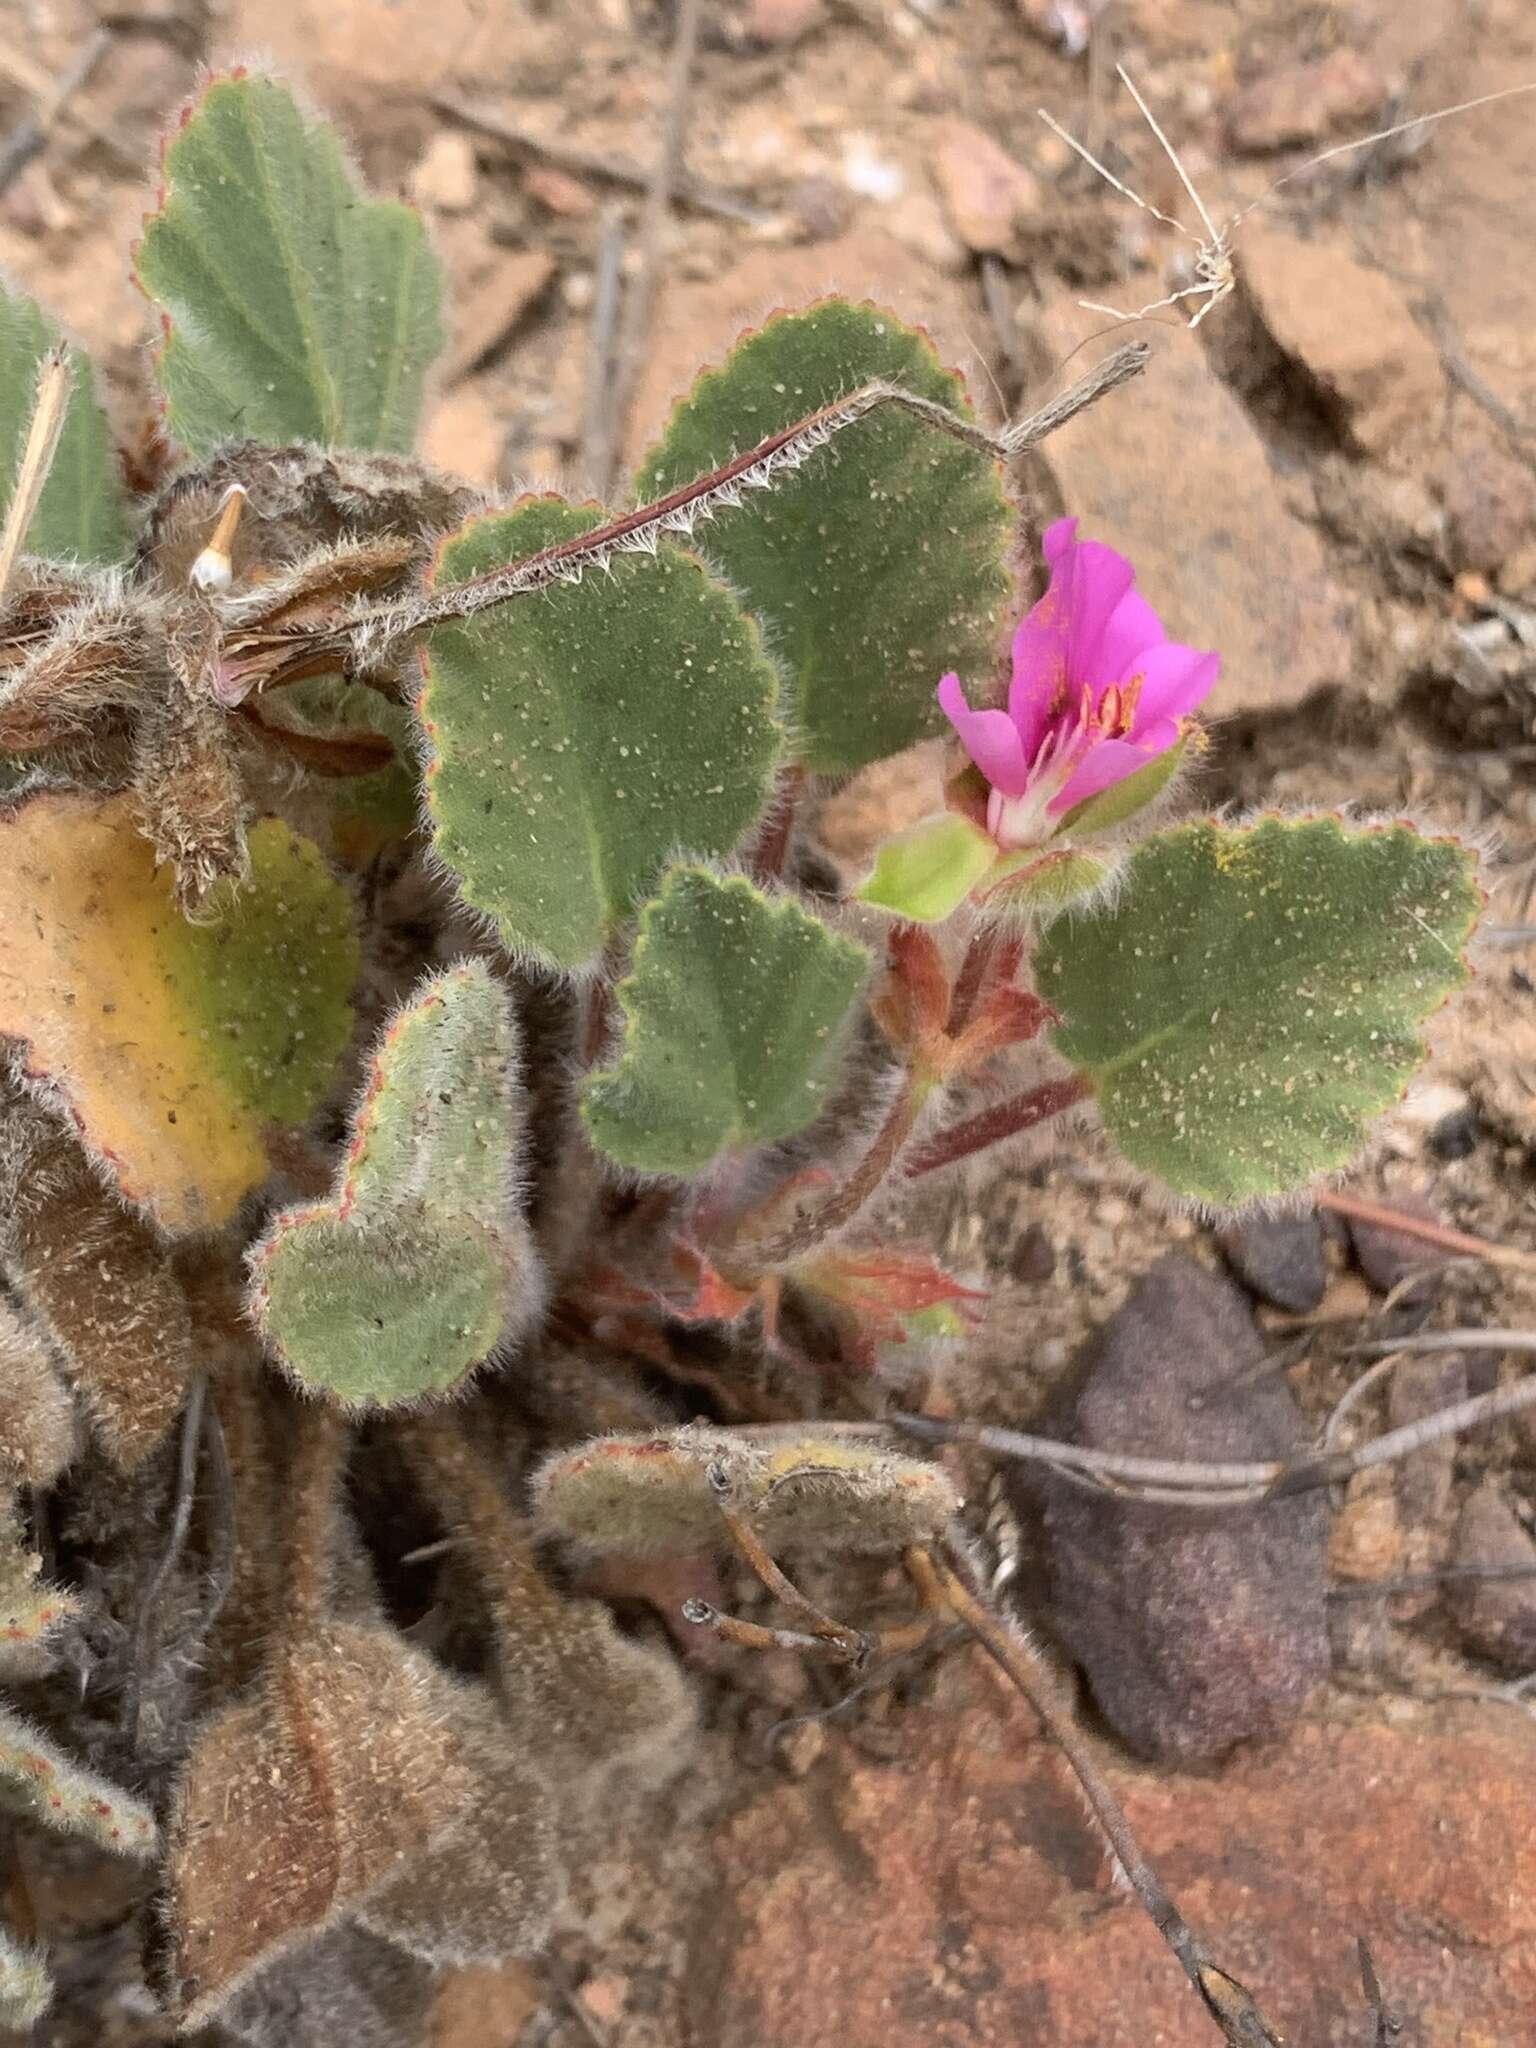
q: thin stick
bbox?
[717,1501,868,1661]
[1348,1328,1536,1361]
[0,28,114,198]
[122,1374,207,1746]
[1116,63,1220,245]
[589,0,703,499]
[896,1369,1536,1506]
[1316,1188,1536,1274]
[580,204,627,490]
[934,1550,1283,2045]
[0,346,72,600]
[1235,82,1536,223]
[430,94,773,226]
[1330,1561,1536,1602]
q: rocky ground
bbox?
[3,0,1536,2043]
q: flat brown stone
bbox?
[1237,227,1445,457]
[691,1667,1536,2046]
[1033,305,1354,715]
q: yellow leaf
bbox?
[0,790,357,1230]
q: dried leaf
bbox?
[0,789,358,1230]
[9,1127,196,1467]
[165,1622,509,2024]
[0,1291,75,1485]
[218,1925,434,2048]
[355,1704,561,1965]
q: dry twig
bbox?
[0,345,72,600]
[430,93,772,225]
[896,1355,1536,1508]
[587,0,703,498]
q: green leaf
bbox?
[978,845,1116,922]
[1055,734,1190,838]
[266,675,420,860]
[251,961,543,1407]
[636,301,1010,774]
[0,1700,156,1857]
[0,1928,50,2030]
[857,811,998,923]
[582,865,869,1173]
[421,499,785,971]
[136,72,443,455]
[0,279,130,562]
[1038,816,1480,1204]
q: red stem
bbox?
[737,1070,928,1267]
[750,764,805,883]
[947,928,1025,1038]
[904,1073,1091,1178]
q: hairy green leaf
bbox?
[421,499,785,970]
[0,1928,50,2030]
[1039,816,1480,1203]
[583,865,869,1173]
[251,961,542,1407]
[136,72,443,455]
[0,1700,156,1856]
[636,301,1010,773]
[0,278,130,562]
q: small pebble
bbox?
[1217,1211,1327,1313]
[1346,1191,1447,1307]
[1448,1483,1536,1675]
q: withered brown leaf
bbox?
[8,1127,197,1469]
[162,1622,537,2025]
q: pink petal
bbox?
[1096,585,1167,688]
[1008,525,1134,753]
[1008,586,1073,759]
[1049,736,1157,815]
[1042,516,1079,565]
[1127,643,1221,732]
[1062,539,1138,682]
[937,672,1031,797]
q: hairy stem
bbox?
[945,926,1017,1039]
[904,1072,1092,1178]
[283,1401,346,1634]
[742,1068,930,1268]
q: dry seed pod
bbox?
[0,1293,76,1486]
[533,1423,960,1559]
[7,1127,197,1468]
[138,443,483,595]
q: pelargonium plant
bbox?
[0,69,1481,2048]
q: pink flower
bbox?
[938,518,1219,851]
